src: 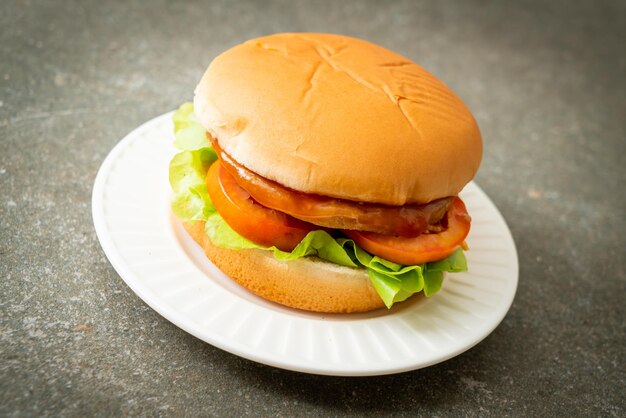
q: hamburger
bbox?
[169,33,482,313]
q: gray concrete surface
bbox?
[1,0,624,416]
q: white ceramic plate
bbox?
[93,112,519,376]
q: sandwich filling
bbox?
[170,103,470,308]
[212,138,456,237]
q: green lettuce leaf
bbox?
[205,213,358,267]
[422,247,467,296]
[168,102,468,308]
[168,103,217,221]
[169,149,217,221]
[172,102,210,151]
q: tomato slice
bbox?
[343,197,471,265]
[206,161,319,252]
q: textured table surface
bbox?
[1,1,624,416]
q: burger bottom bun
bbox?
[183,221,386,313]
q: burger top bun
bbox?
[194,33,482,205]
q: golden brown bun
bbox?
[184,221,385,313]
[194,33,482,205]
